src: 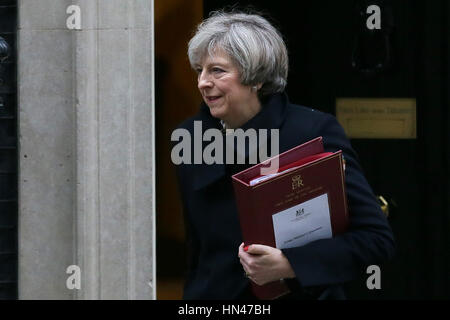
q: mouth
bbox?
[205,96,222,103]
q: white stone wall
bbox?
[18,0,155,299]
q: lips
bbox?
[206,96,222,103]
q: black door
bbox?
[0,0,17,300]
[204,0,450,299]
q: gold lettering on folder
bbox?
[336,98,416,139]
[292,175,304,190]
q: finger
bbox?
[238,242,246,258]
[240,260,252,278]
[239,257,250,270]
[246,244,273,255]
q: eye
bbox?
[195,68,202,74]
[212,67,224,73]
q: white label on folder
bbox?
[272,193,332,249]
[249,166,301,186]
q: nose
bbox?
[197,70,213,90]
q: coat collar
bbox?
[192,92,289,191]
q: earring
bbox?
[252,86,258,91]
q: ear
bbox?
[251,83,263,92]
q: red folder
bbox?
[231,136,349,299]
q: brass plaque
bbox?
[336,98,417,139]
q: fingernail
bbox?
[244,246,249,252]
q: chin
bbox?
[208,105,227,119]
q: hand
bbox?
[238,242,296,286]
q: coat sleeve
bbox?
[281,113,395,288]
[175,164,201,290]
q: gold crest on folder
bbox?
[292,175,304,190]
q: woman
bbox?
[174,10,395,299]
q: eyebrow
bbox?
[197,59,230,69]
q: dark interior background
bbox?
[202,0,450,299]
[6,0,448,301]
[0,0,17,300]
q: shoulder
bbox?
[282,102,338,136]
[285,102,333,122]
[280,100,353,155]
[175,103,219,136]
[176,112,203,133]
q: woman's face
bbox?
[195,49,261,128]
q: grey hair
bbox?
[188,10,288,96]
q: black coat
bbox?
[174,93,395,299]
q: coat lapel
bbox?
[192,93,289,191]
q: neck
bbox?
[223,97,262,129]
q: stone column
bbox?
[18,0,155,299]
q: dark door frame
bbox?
[0,0,17,300]
[203,0,450,299]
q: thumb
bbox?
[246,244,271,255]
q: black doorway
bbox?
[204,0,450,299]
[0,0,17,300]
